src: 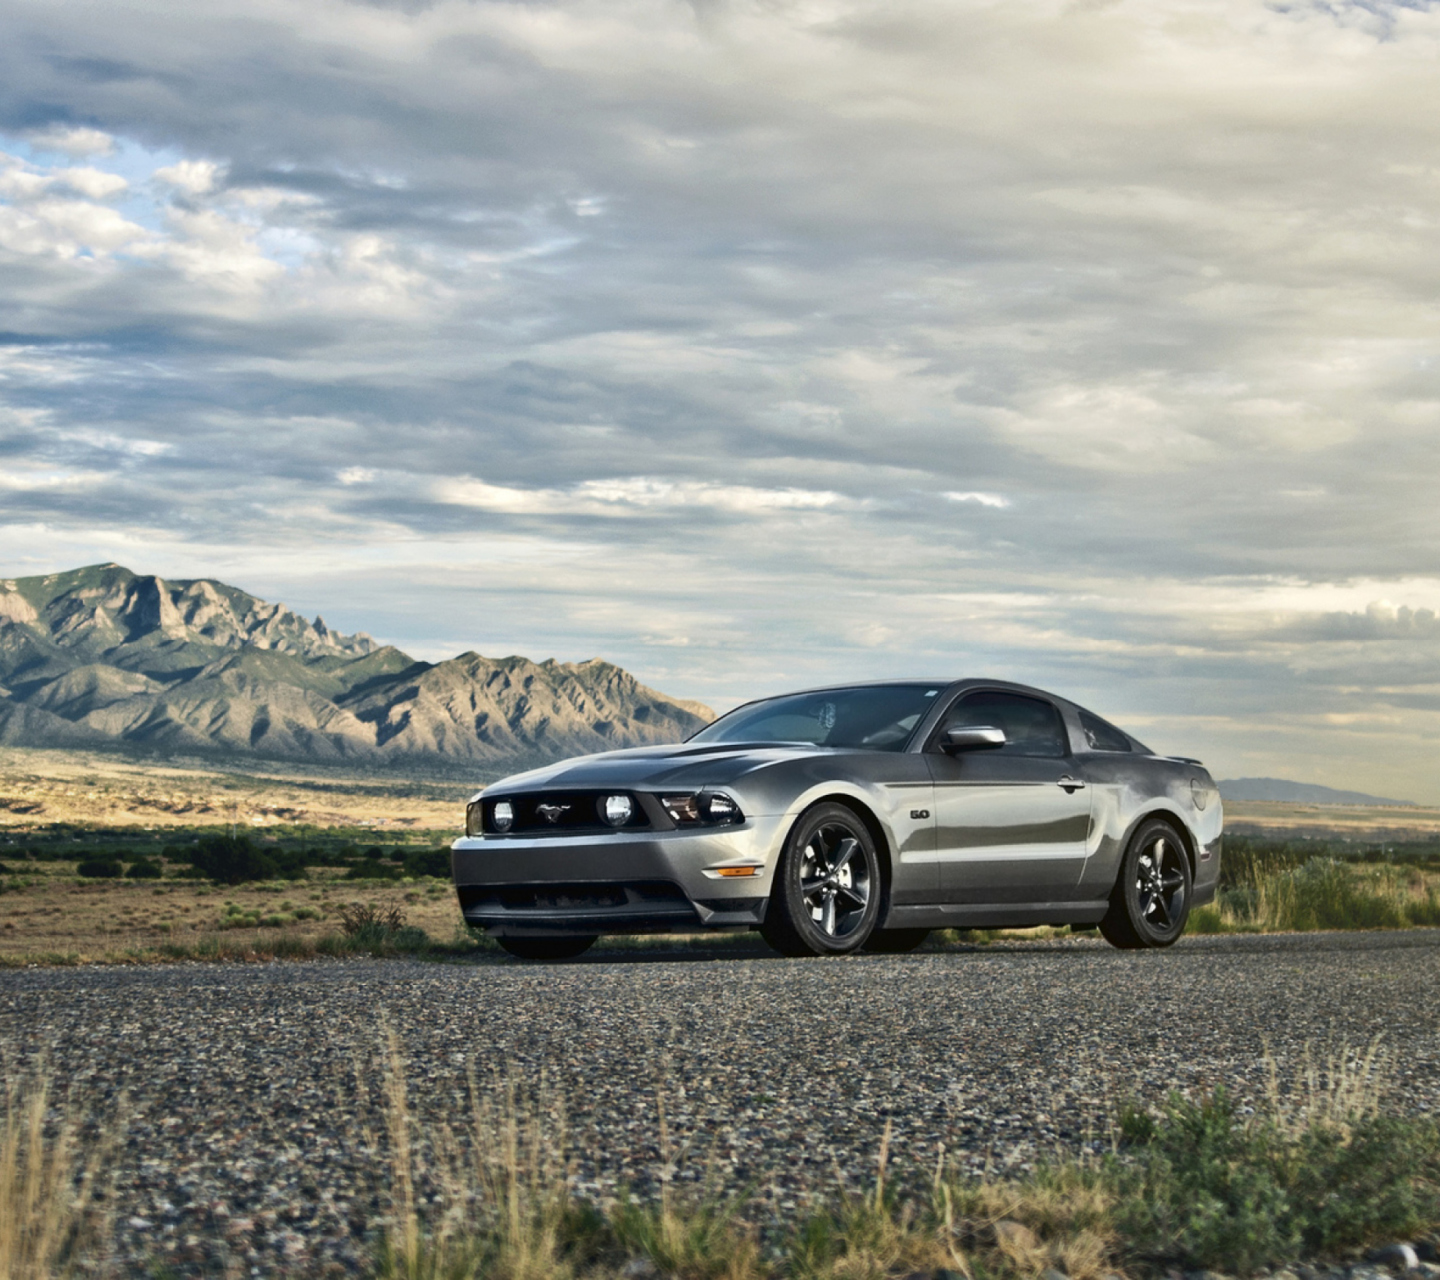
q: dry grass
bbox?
[1263,1037,1389,1139]
[363,1031,1440,1280]
[0,864,470,965]
[0,1065,118,1280]
[1224,800,1440,842]
[371,1029,590,1280]
[0,744,474,832]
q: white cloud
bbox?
[55,166,127,199]
[943,491,1010,509]
[4,0,1440,795]
[153,158,220,194]
[434,476,841,516]
[26,126,114,158]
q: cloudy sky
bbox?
[1,0,1438,797]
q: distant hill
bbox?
[0,564,712,766]
[1219,777,1416,807]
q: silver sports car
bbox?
[451,679,1222,960]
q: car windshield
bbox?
[689,684,943,752]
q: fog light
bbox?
[602,794,634,826]
[492,800,514,832]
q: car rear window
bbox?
[1079,709,1133,752]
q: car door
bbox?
[925,689,1092,904]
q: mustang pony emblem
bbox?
[536,803,571,824]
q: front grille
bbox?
[484,791,652,835]
[457,881,694,917]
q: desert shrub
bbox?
[188,835,276,884]
[76,857,123,879]
[332,903,430,952]
[345,859,403,881]
[337,902,408,935]
[188,835,304,884]
[403,847,451,878]
[218,903,262,929]
[125,858,163,879]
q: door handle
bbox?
[1058,776,1086,793]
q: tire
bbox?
[497,935,597,961]
[1099,818,1192,949]
[863,928,930,954]
[761,802,881,957]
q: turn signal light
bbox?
[715,865,760,877]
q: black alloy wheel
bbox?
[497,935,597,961]
[761,802,881,957]
[1099,818,1192,949]
[862,928,931,954]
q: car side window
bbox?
[1078,709,1132,753]
[940,691,1068,758]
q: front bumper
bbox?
[450,818,783,937]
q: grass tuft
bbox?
[0,1066,119,1280]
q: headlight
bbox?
[466,800,484,836]
[600,794,634,826]
[492,800,514,832]
[661,792,744,827]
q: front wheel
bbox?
[497,935,597,961]
[1099,818,1192,949]
[761,802,881,957]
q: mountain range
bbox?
[0,565,713,768]
[1218,778,1415,807]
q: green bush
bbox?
[188,835,305,884]
[125,858,163,879]
[1116,1088,1440,1272]
[77,857,123,878]
[344,859,403,881]
[403,847,451,878]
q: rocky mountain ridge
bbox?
[0,565,712,766]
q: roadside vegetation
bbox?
[352,1034,1440,1279]
[4,827,1440,966]
[0,823,487,965]
[16,1032,1434,1278]
[1188,835,1440,934]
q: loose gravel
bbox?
[5,929,1440,1276]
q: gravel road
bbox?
[6,930,1440,1276]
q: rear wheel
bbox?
[761,802,881,957]
[1099,818,1191,949]
[863,928,930,954]
[497,935,597,961]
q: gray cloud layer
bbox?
[1,0,1438,796]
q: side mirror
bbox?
[940,725,1006,753]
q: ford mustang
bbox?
[450,679,1222,959]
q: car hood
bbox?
[479,741,846,796]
